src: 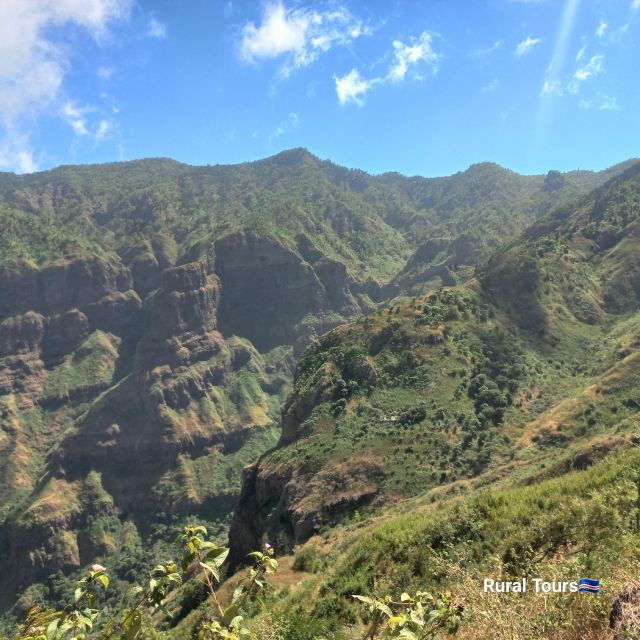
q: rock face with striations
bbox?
[0,235,375,608]
[0,255,141,397]
[214,231,369,354]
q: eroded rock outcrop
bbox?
[0,255,141,397]
[215,231,372,354]
[215,232,326,351]
[230,456,384,567]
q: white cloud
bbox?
[62,102,91,137]
[541,52,605,97]
[574,55,604,81]
[97,66,115,79]
[147,18,167,39]
[334,69,375,106]
[576,45,587,61]
[388,32,439,82]
[633,0,640,10]
[472,40,502,57]
[579,93,620,111]
[0,0,131,172]
[596,20,607,38]
[240,2,370,75]
[61,102,115,141]
[334,31,441,106]
[95,119,111,140]
[515,36,542,57]
[0,133,39,173]
[569,54,604,92]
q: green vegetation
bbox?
[2,525,461,640]
[255,445,640,639]
[40,332,119,403]
[1,151,640,637]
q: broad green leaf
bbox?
[223,604,239,625]
[375,602,393,618]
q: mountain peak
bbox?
[261,147,319,168]
[463,161,512,175]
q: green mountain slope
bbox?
[0,150,636,616]
[230,158,640,596]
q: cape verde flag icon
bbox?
[578,578,600,593]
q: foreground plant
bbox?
[353,591,463,639]
[8,526,277,640]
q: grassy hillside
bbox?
[239,443,640,639]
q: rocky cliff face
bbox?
[0,231,379,608]
[215,231,368,354]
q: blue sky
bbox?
[1,0,639,177]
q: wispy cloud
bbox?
[388,32,439,82]
[62,102,91,137]
[240,2,370,76]
[335,31,440,106]
[0,0,131,172]
[147,18,167,39]
[595,20,607,38]
[579,93,620,111]
[334,69,376,106]
[97,66,115,79]
[95,120,111,140]
[540,80,563,96]
[480,77,499,93]
[61,102,114,141]
[633,0,640,10]
[515,36,542,57]
[568,54,604,92]
[538,0,582,99]
[472,40,502,57]
[268,111,299,142]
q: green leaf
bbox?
[199,561,220,582]
[127,585,144,599]
[223,604,239,625]
[45,619,60,640]
[375,602,393,618]
[205,547,230,568]
[123,608,142,640]
[181,550,195,571]
[97,574,109,589]
[232,584,246,604]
